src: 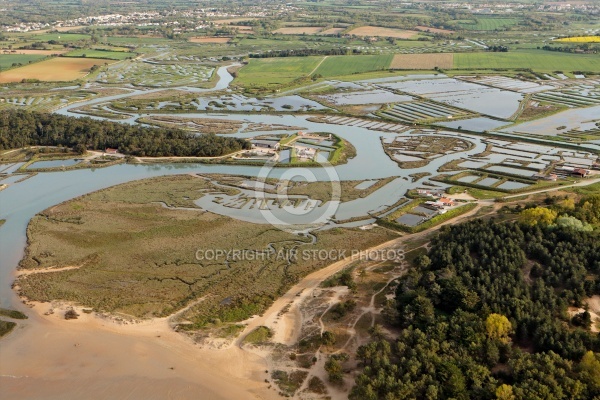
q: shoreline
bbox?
[0,298,278,400]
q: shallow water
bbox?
[27,159,81,169]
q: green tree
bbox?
[486,313,512,344]
[495,384,515,400]
[578,351,600,394]
[555,215,593,232]
[519,207,557,226]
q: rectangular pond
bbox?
[487,165,535,177]
[497,181,530,190]
[477,177,500,186]
[27,159,81,169]
[396,213,425,227]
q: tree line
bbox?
[351,208,600,399]
[249,47,365,58]
[0,110,250,157]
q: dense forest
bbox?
[0,110,250,157]
[351,201,600,399]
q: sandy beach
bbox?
[0,302,278,400]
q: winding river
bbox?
[0,65,489,309]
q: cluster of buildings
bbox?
[3,12,162,32]
[3,5,297,33]
[416,189,457,211]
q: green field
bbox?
[454,50,600,72]
[0,54,46,69]
[65,49,135,60]
[236,54,396,89]
[236,56,323,88]
[105,36,173,46]
[314,54,393,77]
[30,33,91,42]
[458,18,519,31]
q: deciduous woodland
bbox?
[351,213,600,399]
[0,110,250,157]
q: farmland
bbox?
[457,17,519,31]
[314,54,393,77]
[555,36,600,43]
[28,32,91,42]
[0,54,46,70]
[390,53,454,69]
[64,49,135,60]
[0,57,113,83]
[347,26,419,39]
[273,27,324,35]
[454,50,600,73]
[234,56,323,88]
[189,37,232,44]
[2,1,600,400]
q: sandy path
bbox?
[1,202,483,400]
[16,265,81,276]
[238,202,483,348]
[308,56,328,76]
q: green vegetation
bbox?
[352,211,600,399]
[64,49,134,60]
[313,54,393,77]
[16,175,395,327]
[454,50,600,73]
[458,18,519,31]
[322,267,356,290]
[0,308,28,320]
[0,54,46,69]
[0,110,250,157]
[30,33,91,42]
[0,320,17,337]
[379,203,478,234]
[235,56,322,89]
[236,54,395,90]
[271,370,309,397]
[243,326,272,344]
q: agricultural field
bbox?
[0,54,46,69]
[64,49,135,60]
[188,37,232,44]
[273,27,324,35]
[415,26,454,34]
[319,27,345,35]
[234,56,323,89]
[555,36,600,43]
[347,26,419,39]
[313,54,393,77]
[457,17,519,31]
[0,57,113,83]
[390,53,454,69]
[454,50,600,73]
[1,49,66,55]
[28,32,91,42]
